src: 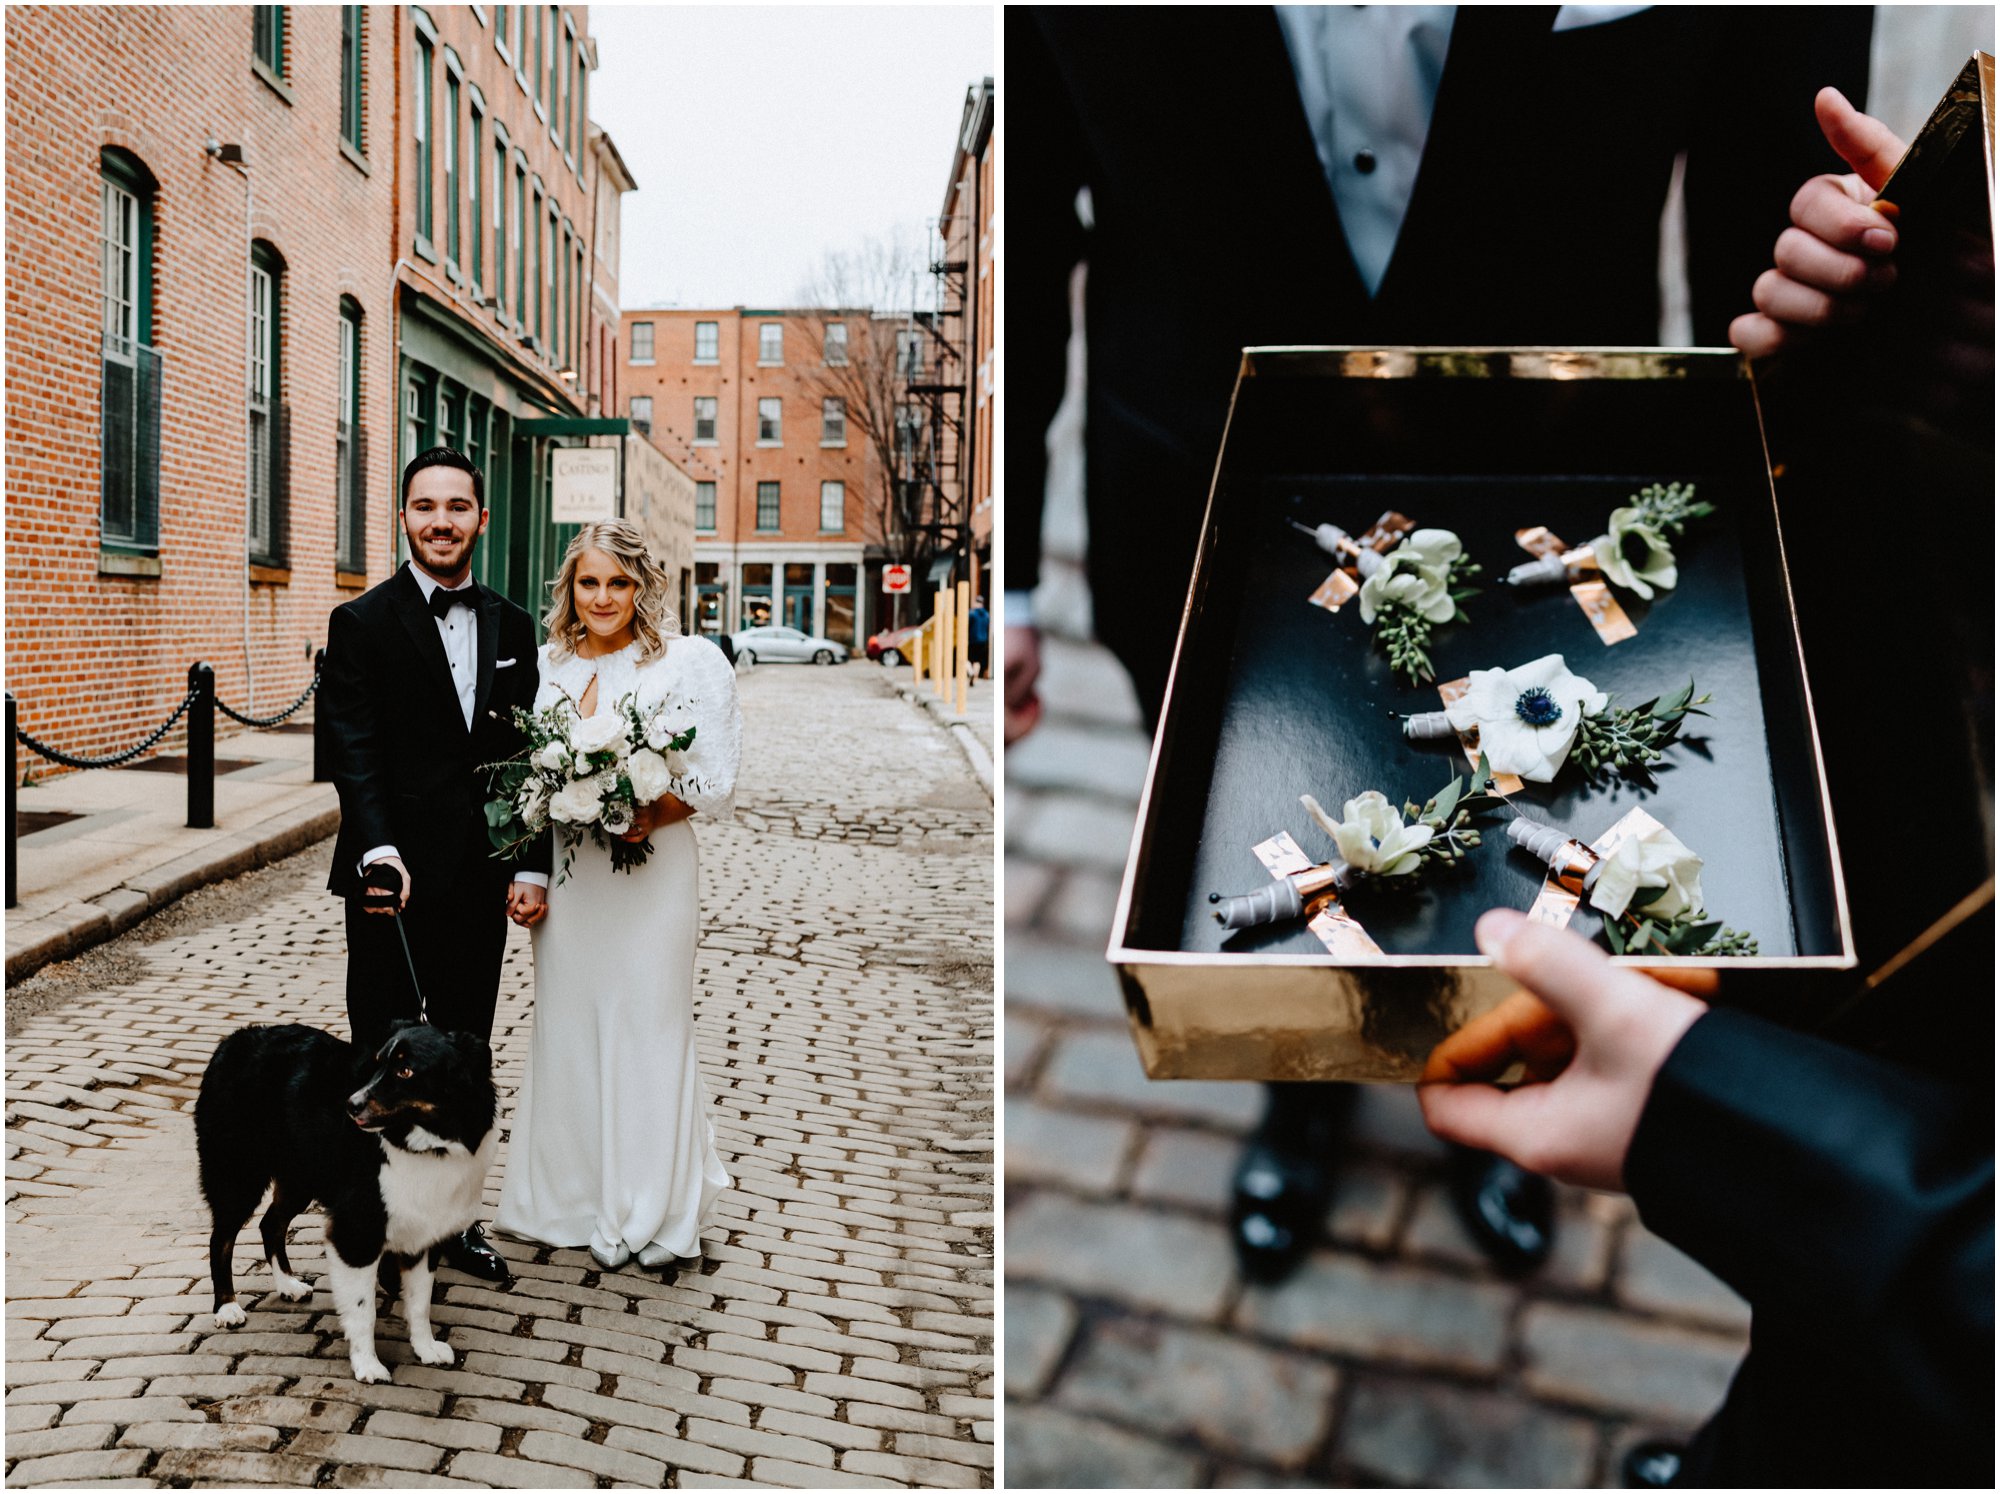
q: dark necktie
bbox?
[429,585,473,621]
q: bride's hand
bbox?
[623,794,694,840]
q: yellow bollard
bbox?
[955,580,970,717]
[912,613,926,684]
[934,586,949,698]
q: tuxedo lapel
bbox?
[472,584,500,728]
[390,564,469,737]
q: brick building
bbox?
[5,4,631,771]
[940,77,995,595]
[618,308,883,648]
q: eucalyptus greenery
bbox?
[1399,753,1504,873]
[1376,553,1482,687]
[1570,680,1711,779]
[1602,889,1759,959]
[1628,481,1715,538]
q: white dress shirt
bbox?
[361,563,547,888]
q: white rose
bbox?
[1595,506,1678,599]
[548,780,604,824]
[1301,789,1432,877]
[1588,822,1706,922]
[534,740,569,771]
[1357,533,1458,626]
[626,748,674,804]
[569,710,630,758]
[1443,653,1607,783]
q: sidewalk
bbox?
[8,726,337,985]
[881,669,992,798]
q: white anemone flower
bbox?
[1595,506,1678,599]
[1357,528,1461,626]
[1301,789,1432,877]
[1588,822,1706,922]
[1443,654,1607,783]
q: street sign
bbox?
[882,564,912,594]
[550,445,619,523]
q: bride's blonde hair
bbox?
[543,519,680,664]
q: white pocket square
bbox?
[1552,4,1652,31]
[496,657,518,668]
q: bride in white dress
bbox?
[495,519,738,1272]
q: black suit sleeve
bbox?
[508,625,553,882]
[1009,9,1089,601]
[1626,1006,1992,1452]
[1682,8,1873,344]
[321,603,394,862]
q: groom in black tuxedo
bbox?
[320,446,551,1285]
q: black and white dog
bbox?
[196,1020,499,1383]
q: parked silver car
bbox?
[729,625,850,666]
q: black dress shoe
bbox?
[436,1222,513,1285]
[1447,1146,1555,1276]
[1620,1439,1686,1488]
[1231,1138,1336,1284]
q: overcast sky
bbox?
[588,5,994,310]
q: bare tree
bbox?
[795,232,929,565]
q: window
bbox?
[546,7,559,115]
[693,396,716,442]
[468,107,484,290]
[559,25,572,150]
[528,184,541,340]
[444,72,460,266]
[821,397,846,446]
[819,480,844,532]
[758,323,782,364]
[495,135,510,313]
[630,321,653,363]
[757,397,781,444]
[339,7,363,151]
[695,481,716,531]
[756,481,780,531]
[512,162,525,320]
[494,4,509,60]
[630,395,652,432]
[573,52,585,163]
[414,38,433,247]
[824,322,848,365]
[542,203,554,350]
[573,243,584,371]
[99,151,159,553]
[248,243,286,567]
[253,6,285,77]
[337,300,365,571]
[898,328,924,379]
[693,320,717,362]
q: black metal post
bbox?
[6,691,17,909]
[187,662,215,829]
[311,648,331,783]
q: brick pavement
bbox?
[1002,404,1752,1488]
[6,662,994,1489]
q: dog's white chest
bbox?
[378,1129,493,1255]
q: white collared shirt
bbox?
[360,564,547,889]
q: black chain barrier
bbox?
[217,664,321,728]
[14,684,200,770]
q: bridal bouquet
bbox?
[483,694,698,879]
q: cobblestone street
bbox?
[6,662,994,1489]
[1002,390,1753,1487]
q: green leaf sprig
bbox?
[1401,752,1503,871]
[1628,481,1715,539]
[1570,680,1711,779]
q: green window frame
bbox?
[512,161,526,321]
[339,7,363,151]
[100,149,160,554]
[253,6,285,77]
[756,482,781,532]
[248,241,286,567]
[414,37,433,247]
[468,106,484,292]
[444,72,460,267]
[337,298,366,572]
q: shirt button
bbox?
[1354,149,1377,175]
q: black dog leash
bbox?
[362,863,429,1026]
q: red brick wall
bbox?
[619,309,881,549]
[5,5,397,770]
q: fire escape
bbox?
[895,216,971,587]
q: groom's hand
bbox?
[507,881,547,928]
[362,857,410,915]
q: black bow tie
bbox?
[429,586,474,620]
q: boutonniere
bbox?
[1290,513,1481,686]
[1507,810,1757,957]
[1401,653,1707,786]
[1503,482,1714,643]
[1209,761,1501,951]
